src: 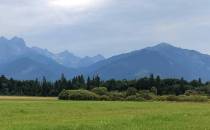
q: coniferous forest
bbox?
[0,74,210,98]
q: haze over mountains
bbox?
[0,37,104,80]
[1,36,210,81]
[31,47,105,68]
[85,43,210,81]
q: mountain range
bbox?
[85,43,210,81]
[0,37,104,80]
[1,36,210,81]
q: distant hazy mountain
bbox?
[0,36,103,80]
[32,48,105,69]
[0,57,75,80]
[55,51,105,68]
[2,36,210,81]
[85,43,210,81]
[77,55,105,68]
[0,37,28,64]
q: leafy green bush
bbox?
[126,95,145,101]
[99,95,110,101]
[166,95,179,101]
[58,90,99,100]
[155,96,167,101]
[137,91,155,100]
[184,90,198,96]
[109,92,125,101]
[166,95,208,102]
[126,87,137,96]
[92,87,108,95]
[58,89,69,100]
[58,89,208,102]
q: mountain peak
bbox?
[0,36,7,41]
[0,36,26,49]
[93,54,105,60]
[154,42,174,48]
[11,36,23,40]
[58,50,76,57]
[95,54,105,58]
[145,43,177,52]
[83,54,105,60]
[10,36,26,47]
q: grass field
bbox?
[0,96,210,130]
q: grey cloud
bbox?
[1,0,210,57]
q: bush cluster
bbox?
[58,90,99,100]
[126,95,145,101]
[59,88,156,101]
[166,95,208,102]
[91,87,108,95]
[59,88,208,102]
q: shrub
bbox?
[166,95,179,101]
[126,95,145,101]
[126,87,137,96]
[155,96,167,101]
[109,92,125,101]
[137,91,155,100]
[142,93,154,100]
[184,90,198,96]
[58,89,69,100]
[166,95,208,102]
[58,90,99,100]
[99,95,110,101]
[92,87,108,95]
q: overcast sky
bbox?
[1,0,210,57]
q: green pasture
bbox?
[0,96,209,130]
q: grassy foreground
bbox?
[0,97,210,130]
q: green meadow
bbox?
[0,96,210,130]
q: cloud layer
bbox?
[1,0,210,57]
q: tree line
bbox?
[0,74,210,97]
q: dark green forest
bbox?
[0,74,210,97]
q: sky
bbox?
[1,0,210,57]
